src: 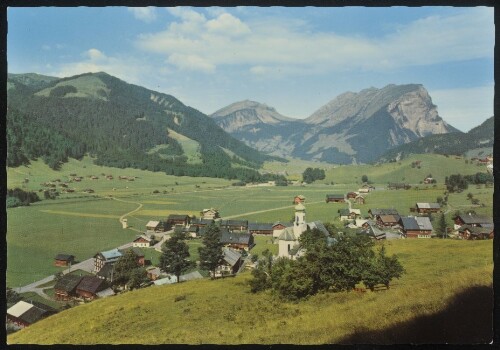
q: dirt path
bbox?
[110,197,144,233]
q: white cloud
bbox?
[430,85,494,132]
[135,7,493,76]
[86,48,107,61]
[128,7,157,23]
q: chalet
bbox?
[400,216,433,238]
[222,219,248,231]
[358,184,375,193]
[133,235,153,248]
[377,214,401,228]
[453,213,493,230]
[248,222,274,235]
[7,301,57,328]
[457,225,494,240]
[415,202,441,214]
[388,183,411,190]
[325,194,345,203]
[338,209,361,221]
[346,192,358,199]
[214,247,243,278]
[354,195,366,204]
[200,208,220,220]
[368,208,399,219]
[293,195,306,204]
[145,220,165,233]
[220,229,254,251]
[94,248,122,273]
[54,274,83,301]
[190,218,214,228]
[76,276,108,300]
[272,221,289,238]
[166,214,191,228]
[54,254,75,267]
[358,223,386,240]
[146,266,163,281]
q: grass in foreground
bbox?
[8,239,492,344]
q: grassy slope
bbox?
[8,239,492,344]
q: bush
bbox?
[6,196,23,208]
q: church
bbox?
[277,203,329,259]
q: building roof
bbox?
[295,195,305,199]
[415,216,433,231]
[133,235,152,242]
[223,219,248,227]
[191,218,214,226]
[55,254,75,261]
[96,287,115,298]
[248,222,274,231]
[416,203,441,209]
[154,275,178,285]
[350,209,362,215]
[338,209,350,216]
[401,217,419,231]
[326,194,344,199]
[370,208,399,216]
[307,221,330,236]
[54,274,83,292]
[272,221,289,228]
[458,225,493,234]
[278,227,297,241]
[220,229,253,245]
[146,220,160,228]
[167,214,190,221]
[222,247,242,267]
[455,214,493,225]
[96,263,114,279]
[77,276,107,294]
[119,246,145,258]
[7,301,34,318]
[378,215,401,223]
[202,208,218,213]
[99,248,122,261]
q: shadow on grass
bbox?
[338,285,493,344]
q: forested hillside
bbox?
[7,72,284,182]
[378,116,494,162]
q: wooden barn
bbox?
[415,202,441,214]
[222,220,248,231]
[248,223,274,235]
[346,192,358,199]
[377,214,401,228]
[453,213,493,230]
[7,301,57,328]
[54,274,83,301]
[166,214,191,228]
[75,276,108,300]
[190,218,214,228]
[200,208,220,220]
[354,195,366,204]
[54,253,75,267]
[220,229,254,251]
[457,225,494,240]
[214,248,243,278]
[325,194,345,203]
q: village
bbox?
[6,179,494,330]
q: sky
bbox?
[7,6,494,132]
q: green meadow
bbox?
[6,155,493,288]
[8,239,493,344]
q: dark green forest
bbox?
[7,72,285,182]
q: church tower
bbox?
[293,203,306,237]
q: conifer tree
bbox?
[198,223,224,278]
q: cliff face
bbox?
[211,85,459,164]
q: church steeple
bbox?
[293,203,306,237]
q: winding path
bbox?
[111,197,144,233]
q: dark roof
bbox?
[220,229,253,245]
[54,274,83,293]
[191,218,214,226]
[198,227,208,236]
[378,214,401,223]
[458,225,493,234]
[29,300,58,313]
[77,276,107,294]
[18,306,50,325]
[188,226,199,233]
[338,209,350,216]
[326,194,344,199]
[455,214,493,225]
[222,247,242,267]
[370,208,399,216]
[401,217,419,231]
[222,220,248,227]
[248,223,274,231]
[55,254,75,261]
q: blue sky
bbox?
[8,6,494,132]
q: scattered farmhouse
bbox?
[145,220,166,233]
[200,208,220,220]
[453,213,493,230]
[221,219,248,231]
[248,222,274,235]
[457,225,494,240]
[220,229,254,251]
[354,195,366,204]
[7,300,57,328]
[400,216,433,238]
[325,194,345,203]
[214,247,243,278]
[346,192,358,199]
[75,276,109,300]
[358,184,375,193]
[338,209,361,221]
[377,214,401,228]
[368,208,399,219]
[133,235,154,248]
[413,202,441,214]
[272,221,289,238]
[93,247,145,273]
[54,253,75,267]
[166,214,191,229]
[54,274,83,301]
[357,223,386,240]
[190,218,214,229]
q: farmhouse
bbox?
[346,192,358,199]
[146,266,163,281]
[166,214,191,229]
[293,195,306,204]
[415,202,441,214]
[457,225,494,240]
[133,235,153,248]
[96,263,115,282]
[358,184,375,193]
[7,301,57,328]
[326,194,345,203]
[221,219,248,231]
[338,209,361,221]
[272,221,289,238]
[453,213,493,230]
[201,208,220,220]
[368,208,399,219]
[248,222,274,235]
[220,229,254,251]
[54,253,75,267]
[358,223,386,240]
[145,220,166,233]
[54,274,83,301]
[377,214,401,228]
[214,247,243,278]
[94,248,122,273]
[400,216,433,238]
[354,195,366,204]
[190,218,214,228]
[75,276,109,300]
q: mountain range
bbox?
[211,84,460,164]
